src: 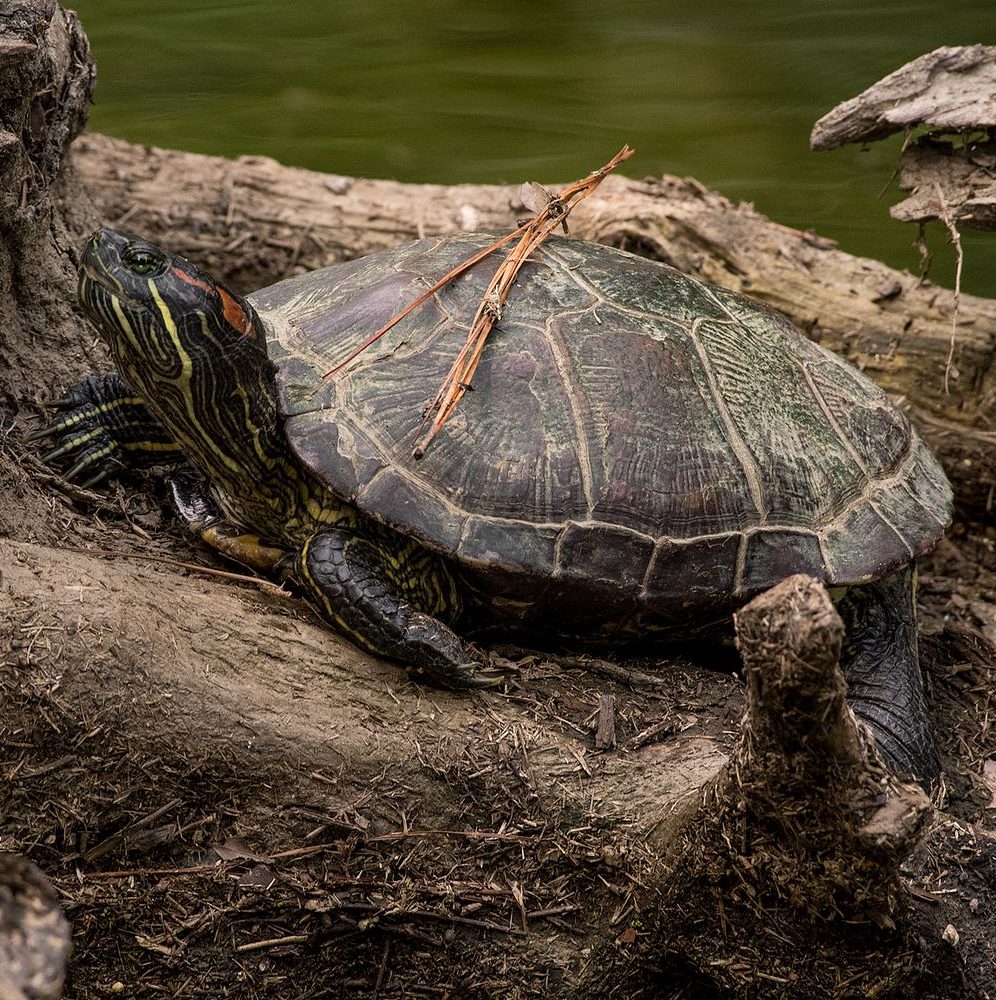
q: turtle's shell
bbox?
[252,234,951,630]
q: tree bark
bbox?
[69,132,996,521]
[811,46,996,231]
[0,0,97,406]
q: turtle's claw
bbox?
[410,659,507,690]
[29,372,179,482]
[37,421,121,484]
[64,442,118,486]
[40,425,98,464]
[404,613,509,691]
[51,394,82,410]
[25,406,93,442]
[24,424,54,443]
[460,661,510,689]
[433,658,508,690]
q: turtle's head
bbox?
[78,229,285,499]
[78,229,265,374]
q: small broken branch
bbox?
[594,693,617,750]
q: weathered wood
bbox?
[813,46,996,236]
[811,45,996,150]
[0,855,71,1000]
[585,576,934,996]
[731,575,931,888]
[0,538,725,838]
[0,0,99,451]
[69,133,996,520]
[594,693,617,751]
[893,138,996,232]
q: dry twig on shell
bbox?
[321,145,635,459]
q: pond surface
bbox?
[73,0,995,298]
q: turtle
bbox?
[33,227,952,783]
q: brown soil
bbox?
[3,416,995,997]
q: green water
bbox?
[74,0,995,298]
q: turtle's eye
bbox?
[122,246,163,276]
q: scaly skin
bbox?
[26,372,180,486]
[837,565,938,783]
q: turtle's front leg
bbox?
[289,528,501,690]
[170,476,290,571]
[837,563,939,787]
[29,372,181,486]
[172,480,499,689]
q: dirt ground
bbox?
[2,415,995,997]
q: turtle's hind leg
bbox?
[289,528,501,690]
[30,372,181,486]
[837,563,939,787]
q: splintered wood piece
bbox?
[594,693,617,750]
[811,45,996,150]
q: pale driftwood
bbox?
[811,45,996,150]
[69,133,996,520]
[812,46,996,234]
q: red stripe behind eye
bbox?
[172,266,255,337]
[171,266,213,293]
[218,288,255,337]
